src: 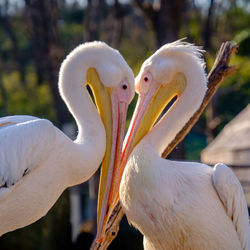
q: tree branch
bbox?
[90,41,238,250]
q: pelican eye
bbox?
[144,77,148,82]
[122,84,128,90]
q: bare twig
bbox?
[91,41,238,250]
[90,202,123,249]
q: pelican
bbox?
[107,41,249,249]
[0,41,134,236]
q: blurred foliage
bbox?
[185,132,207,161]
[235,29,250,56]
[217,54,250,124]
[0,0,250,249]
[0,71,56,119]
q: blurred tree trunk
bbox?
[134,0,186,48]
[0,0,27,87]
[25,0,71,127]
[85,0,107,41]
[203,0,214,50]
[85,0,99,41]
[0,0,24,116]
[202,0,220,142]
[111,0,123,49]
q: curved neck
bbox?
[58,56,106,185]
[59,59,105,144]
[142,55,206,156]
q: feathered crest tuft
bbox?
[156,38,206,69]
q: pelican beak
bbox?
[123,73,186,158]
[108,73,187,206]
[86,68,129,243]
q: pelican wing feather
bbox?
[212,163,249,250]
[0,116,56,198]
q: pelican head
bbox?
[59,42,134,242]
[123,40,206,158]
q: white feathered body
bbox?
[120,40,249,250]
[0,115,104,236]
[120,144,249,250]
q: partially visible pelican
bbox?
[116,41,249,250]
[0,41,134,236]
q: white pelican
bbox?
[106,41,249,249]
[0,41,134,236]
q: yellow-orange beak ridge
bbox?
[95,89,129,242]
